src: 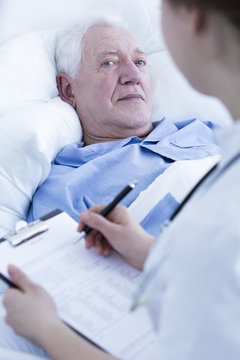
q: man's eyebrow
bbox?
[135,48,146,56]
[99,49,118,56]
[98,48,147,56]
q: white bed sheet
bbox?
[129,155,220,222]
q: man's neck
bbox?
[83,124,153,146]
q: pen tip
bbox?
[130,180,138,188]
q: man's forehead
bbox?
[83,25,145,57]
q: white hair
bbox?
[55,14,127,78]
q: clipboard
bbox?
[0,210,156,360]
[0,210,61,247]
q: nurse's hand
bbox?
[78,205,154,270]
[3,264,60,346]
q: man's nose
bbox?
[119,62,142,85]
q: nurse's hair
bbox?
[55,14,126,78]
[167,0,240,29]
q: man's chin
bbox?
[113,116,153,137]
[122,112,152,129]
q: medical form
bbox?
[0,211,156,360]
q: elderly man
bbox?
[27,17,218,237]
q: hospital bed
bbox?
[0,0,232,358]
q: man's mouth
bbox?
[118,94,144,101]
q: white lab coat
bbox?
[141,121,240,359]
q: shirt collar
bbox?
[121,118,178,147]
[143,118,178,143]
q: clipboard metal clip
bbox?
[4,219,48,247]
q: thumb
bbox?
[8,264,34,291]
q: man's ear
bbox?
[56,73,76,108]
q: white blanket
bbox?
[129,155,220,222]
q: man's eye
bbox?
[135,60,146,66]
[103,60,115,67]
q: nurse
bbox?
[3,0,240,359]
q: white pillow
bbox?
[0,31,58,117]
[0,98,81,236]
[149,51,232,126]
[0,0,162,52]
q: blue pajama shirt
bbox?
[28,118,219,236]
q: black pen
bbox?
[0,272,20,289]
[76,180,138,242]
